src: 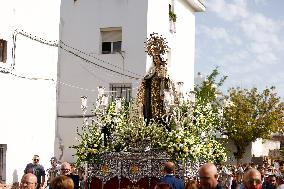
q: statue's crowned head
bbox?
[145,33,169,66]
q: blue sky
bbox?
[195,0,284,99]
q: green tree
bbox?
[221,87,284,161]
[194,67,227,104]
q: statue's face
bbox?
[153,56,160,66]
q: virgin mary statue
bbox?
[136,33,178,124]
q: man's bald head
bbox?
[20,173,37,189]
[199,163,218,175]
[243,168,262,189]
[199,163,219,189]
[164,161,175,174]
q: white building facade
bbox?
[0,0,60,184]
[56,0,205,162]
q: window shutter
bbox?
[101,30,122,42]
[0,40,3,62]
[3,40,7,63]
[0,40,7,63]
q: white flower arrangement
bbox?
[72,95,228,165]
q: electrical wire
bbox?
[1,71,140,94]
[1,29,143,80]
[0,29,144,94]
[59,45,140,80]
[9,72,54,81]
[60,41,143,78]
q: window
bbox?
[102,42,112,54]
[0,144,7,183]
[101,28,122,54]
[110,83,132,102]
[113,41,122,53]
[0,39,7,63]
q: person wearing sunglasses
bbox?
[60,162,79,189]
[242,168,262,189]
[24,155,46,189]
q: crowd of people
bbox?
[156,160,284,189]
[21,155,81,189]
[155,161,284,189]
[18,154,284,189]
[216,161,280,189]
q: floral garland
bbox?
[72,96,227,166]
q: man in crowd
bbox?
[24,155,45,189]
[199,163,223,189]
[276,161,284,179]
[20,173,37,189]
[267,175,277,189]
[61,162,72,176]
[242,168,262,189]
[47,157,61,185]
[47,157,61,189]
[60,162,79,189]
[159,161,184,189]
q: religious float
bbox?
[72,33,227,189]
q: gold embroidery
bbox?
[101,164,109,175]
[122,185,144,189]
[130,164,139,175]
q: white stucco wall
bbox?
[252,138,280,157]
[0,0,60,184]
[168,0,196,93]
[251,138,264,157]
[225,140,253,164]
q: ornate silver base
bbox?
[87,149,200,184]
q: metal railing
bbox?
[110,83,132,102]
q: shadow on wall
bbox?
[54,136,65,162]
